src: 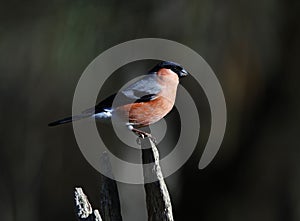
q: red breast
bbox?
[115,68,179,127]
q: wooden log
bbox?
[141,136,174,221]
[74,133,173,221]
[99,152,123,221]
[74,187,102,221]
[74,152,122,221]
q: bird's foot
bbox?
[132,128,157,145]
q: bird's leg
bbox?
[132,127,152,138]
[127,125,157,144]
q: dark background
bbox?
[0,0,299,220]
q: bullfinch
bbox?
[48,61,189,138]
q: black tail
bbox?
[48,114,90,127]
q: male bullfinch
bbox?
[48,61,189,138]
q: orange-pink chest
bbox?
[116,69,179,127]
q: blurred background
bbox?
[0,0,299,220]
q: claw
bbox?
[131,127,157,145]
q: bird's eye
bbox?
[173,67,181,72]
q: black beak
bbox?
[179,69,189,78]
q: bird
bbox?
[48,61,189,139]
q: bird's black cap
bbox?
[150,61,189,78]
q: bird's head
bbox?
[150,61,189,79]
